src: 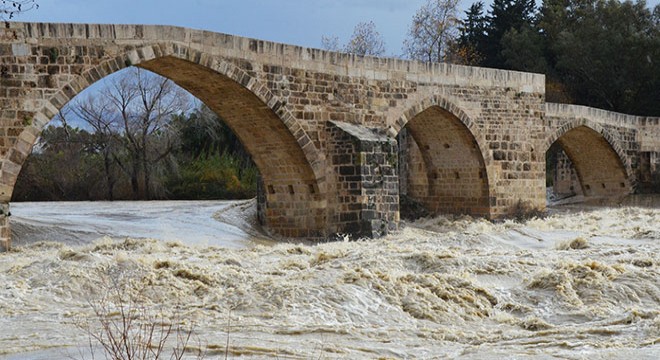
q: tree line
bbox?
[326,0,659,116]
[13,68,257,202]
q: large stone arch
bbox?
[543,119,632,198]
[3,43,328,237]
[394,95,491,217]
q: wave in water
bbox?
[0,206,659,359]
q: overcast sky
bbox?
[16,0,660,58]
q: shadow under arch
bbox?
[544,120,632,199]
[396,96,491,218]
[7,43,327,237]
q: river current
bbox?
[0,200,658,359]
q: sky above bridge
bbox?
[15,0,660,59]
[17,0,430,57]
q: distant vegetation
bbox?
[13,69,257,202]
[450,0,659,116]
[326,0,659,116]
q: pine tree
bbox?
[483,0,537,68]
[455,1,488,65]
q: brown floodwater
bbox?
[0,202,658,359]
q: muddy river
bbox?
[1,200,658,359]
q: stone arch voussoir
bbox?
[394,94,492,218]
[10,42,325,194]
[544,118,633,180]
[393,94,489,165]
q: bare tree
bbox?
[61,68,191,200]
[321,21,386,56]
[403,0,461,63]
[344,21,386,56]
[76,269,204,360]
[108,68,190,199]
[64,94,122,200]
[1,0,38,24]
[321,35,341,52]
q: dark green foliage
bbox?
[13,103,258,201]
[500,26,548,73]
[455,2,488,65]
[456,0,659,116]
[166,104,257,200]
[542,0,659,115]
[173,105,252,168]
[483,0,537,69]
[12,126,107,201]
[166,153,257,200]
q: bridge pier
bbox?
[326,121,399,238]
[0,203,9,251]
[254,121,400,239]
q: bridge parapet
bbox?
[545,103,657,128]
[9,22,545,92]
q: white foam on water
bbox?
[1,203,659,358]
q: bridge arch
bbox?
[543,119,632,198]
[5,43,327,237]
[394,95,491,218]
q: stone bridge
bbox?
[1,22,658,249]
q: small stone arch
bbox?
[544,118,633,180]
[544,118,633,197]
[5,42,328,237]
[391,95,491,164]
[394,95,492,218]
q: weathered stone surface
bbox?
[552,148,583,198]
[327,121,398,238]
[544,103,660,196]
[0,22,658,249]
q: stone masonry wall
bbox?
[637,117,660,192]
[544,103,660,195]
[0,22,657,248]
[553,149,582,198]
[327,121,398,238]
